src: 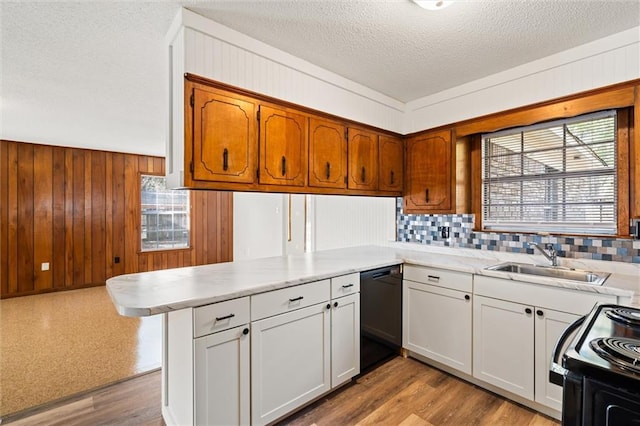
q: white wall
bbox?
[233,192,284,261]
[403,26,640,134]
[311,195,396,252]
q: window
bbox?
[482,110,617,235]
[141,175,190,251]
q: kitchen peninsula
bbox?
[106,244,638,425]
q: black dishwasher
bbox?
[360,265,403,372]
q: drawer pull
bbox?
[342,284,354,288]
[289,296,304,302]
[215,313,235,322]
[427,275,440,281]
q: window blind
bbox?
[482,110,617,235]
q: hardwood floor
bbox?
[3,356,559,425]
[281,357,558,426]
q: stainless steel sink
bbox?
[485,262,610,285]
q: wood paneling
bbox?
[632,85,640,218]
[0,140,233,299]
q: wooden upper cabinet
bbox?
[308,118,347,189]
[191,86,257,184]
[259,105,308,187]
[378,136,403,192]
[347,128,378,191]
[404,129,454,213]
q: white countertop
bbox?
[106,243,639,317]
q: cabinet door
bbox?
[194,325,250,426]
[259,105,307,187]
[192,87,257,183]
[534,308,580,411]
[251,303,330,425]
[347,128,378,190]
[473,295,534,400]
[308,118,347,189]
[331,293,360,387]
[403,280,472,374]
[404,129,453,213]
[378,135,403,192]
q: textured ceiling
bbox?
[188,0,640,102]
[1,1,639,155]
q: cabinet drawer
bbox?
[404,264,472,293]
[331,273,360,298]
[194,297,250,338]
[251,280,330,321]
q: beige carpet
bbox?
[0,286,162,417]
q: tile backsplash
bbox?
[396,198,640,264]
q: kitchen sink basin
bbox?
[485,262,610,285]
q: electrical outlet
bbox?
[41,262,50,271]
[441,226,450,239]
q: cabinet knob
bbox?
[242,328,249,335]
[334,301,339,308]
[536,310,544,317]
[464,295,470,301]
[525,308,532,315]
[326,303,331,310]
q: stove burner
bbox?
[605,308,640,326]
[590,337,640,374]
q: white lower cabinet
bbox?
[534,308,580,411]
[331,293,360,387]
[402,265,473,375]
[404,280,472,374]
[472,295,535,400]
[473,275,614,413]
[251,303,331,426]
[194,325,250,425]
[163,297,251,426]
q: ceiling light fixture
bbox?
[412,0,453,11]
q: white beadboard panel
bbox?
[404,26,640,134]
[166,27,185,189]
[173,7,404,133]
[311,195,396,252]
[233,192,285,261]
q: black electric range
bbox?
[550,304,640,426]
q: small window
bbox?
[141,175,190,251]
[482,110,617,235]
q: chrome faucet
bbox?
[529,242,558,267]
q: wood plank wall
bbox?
[0,140,233,298]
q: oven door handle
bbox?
[549,315,586,386]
